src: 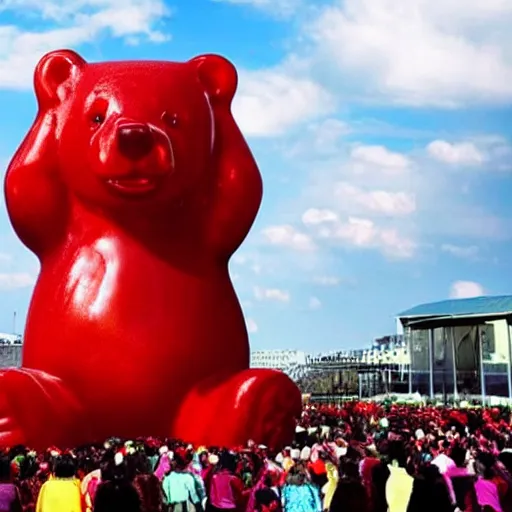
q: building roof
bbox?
[398,295,512,319]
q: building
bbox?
[398,295,512,401]
[0,333,22,368]
[0,333,21,344]
[250,349,307,371]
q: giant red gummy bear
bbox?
[2,50,302,450]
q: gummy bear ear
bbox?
[34,50,87,109]
[190,54,238,106]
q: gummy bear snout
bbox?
[117,123,154,161]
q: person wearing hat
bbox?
[206,451,245,512]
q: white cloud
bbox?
[335,182,416,216]
[246,317,258,333]
[313,276,340,286]
[302,208,338,226]
[427,140,485,165]
[234,69,335,137]
[309,296,322,310]
[441,244,479,259]
[0,272,36,290]
[350,145,410,169]
[306,0,512,107]
[254,286,290,302]
[308,119,351,153]
[449,280,485,299]
[329,217,416,259]
[303,207,416,259]
[0,0,169,90]
[261,225,315,251]
[0,254,11,263]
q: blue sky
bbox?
[1,0,512,352]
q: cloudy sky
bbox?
[0,0,511,352]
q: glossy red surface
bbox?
[2,50,302,450]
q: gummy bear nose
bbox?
[117,124,154,161]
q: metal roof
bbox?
[398,295,512,319]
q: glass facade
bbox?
[408,319,512,400]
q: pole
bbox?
[451,327,459,401]
[507,320,512,403]
[478,326,486,405]
[429,329,435,399]
[12,312,16,335]
[408,328,413,394]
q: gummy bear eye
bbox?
[92,114,105,125]
[88,97,109,128]
[162,111,179,128]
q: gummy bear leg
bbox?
[173,369,302,449]
[0,368,89,450]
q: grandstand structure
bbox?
[296,335,410,396]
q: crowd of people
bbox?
[0,401,511,512]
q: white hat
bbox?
[321,426,330,437]
[336,446,347,458]
[208,454,219,465]
[300,446,311,461]
[159,446,169,455]
[295,426,306,433]
[290,449,300,460]
[258,444,267,450]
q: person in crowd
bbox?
[133,473,165,512]
[321,455,338,511]
[93,457,142,512]
[162,451,202,512]
[443,444,479,511]
[384,441,413,512]
[406,464,453,512]
[474,453,503,512]
[206,452,244,512]
[0,454,22,512]
[281,464,321,512]
[35,454,82,512]
[329,458,368,512]
[254,487,281,512]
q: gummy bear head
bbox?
[33,49,238,213]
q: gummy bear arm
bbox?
[208,109,263,259]
[4,115,68,257]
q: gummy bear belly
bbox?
[21,241,249,410]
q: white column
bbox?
[450,327,459,400]
[408,328,413,394]
[429,329,435,399]
[478,327,486,405]
[506,320,512,402]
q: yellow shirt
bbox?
[322,462,339,511]
[385,466,413,512]
[36,478,83,512]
